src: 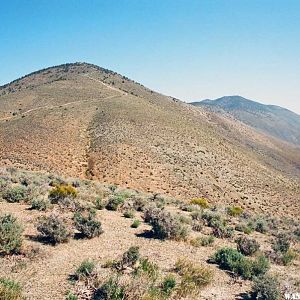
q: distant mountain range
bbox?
[191,96,300,146]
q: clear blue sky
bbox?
[1,0,300,113]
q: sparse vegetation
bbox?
[252,275,280,300]
[37,214,71,245]
[131,219,141,228]
[48,184,77,204]
[0,278,23,300]
[236,236,260,256]
[30,197,50,211]
[226,206,243,217]
[175,258,214,297]
[144,208,188,240]
[105,195,124,211]
[75,259,96,279]
[212,248,269,280]
[74,210,103,239]
[190,198,209,208]
[2,186,27,203]
[0,214,23,255]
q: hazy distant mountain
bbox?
[192,96,300,145]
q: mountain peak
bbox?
[191,96,300,145]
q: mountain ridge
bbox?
[0,63,299,218]
[191,95,300,145]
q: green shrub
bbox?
[272,233,290,254]
[123,210,135,219]
[175,259,213,297]
[254,218,268,234]
[131,220,141,228]
[191,210,202,221]
[236,236,260,256]
[105,195,124,211]
[0,214,23,255]
[30,197,50,211]
[252,275,280,300]
[212,224,234,239]
[212,248,269,280]
[37,214,71,245]
[235,222,253,234]
[48,184,77,204]
[66,292,78,300]
[145,209,188,240]
[74,210,103,239]
[120,246,140,268]
[252,256,270,277]
[135,258,159,281]
[190,198,209,208]
[201,211,222,228]
[0,278,23,300]
[161,275,176,296]
[200,235,215,246]
[132,197,147,212]
[226,206,243,217]
[75,259,96,279]
[95,197,105,210]
[281,249,297,266]
[190,236,214,247]
[94,276,124,300]
[3,186,27,203]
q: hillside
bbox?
[191,96,300,145]
[0,63,300,219]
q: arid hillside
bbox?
[0,63,299,218]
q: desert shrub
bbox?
[200,235,215,246]
[3,185,27,203]
[143,205,161,223]
[180,204,200,212]
[212,248,269,280]
[254,218,268,234]
[236,236,260,256]
[95,197,105,210]
[272,233,290,254]
[30,197,50,211]
[190,198,209,208]
[281,249,297,266]
[75,259,96,279]
[74,210,103,239]
[235,222,253,234]
[226,206,243,217]
[105,195,124,211]
[66,292,78,300]
[178,215,192,225]
[175,259,213,297]
[135,258,159,281]
[145,209,188,240]
[0,278,23,300]
[161,275,176,297]
[201,211,222,228]
[191,210,202,221]
[123,210,135,219]
[131,220,141,228]
[0,214,23,255]
[212,224,234,239]
[120,246,140,268]
[252,275,280,300]
[94,276,124,300]
[192,221,203,232]
[48,184,77,204]
[133,197,147,212]
[37,214,71,245]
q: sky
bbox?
[0,0,300,114]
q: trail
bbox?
[0,71,125,122]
